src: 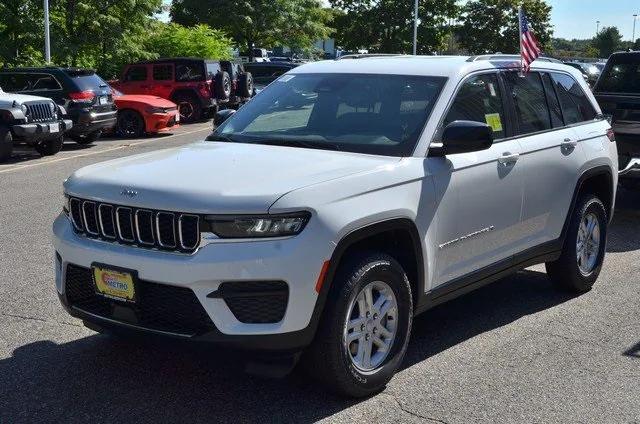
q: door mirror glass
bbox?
[440,120,493,155]
[214,109,236,127]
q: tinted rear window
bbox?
[64,70,109,90]
[176,63,205,82]
[597,55,640,94]
[550,72,597,124]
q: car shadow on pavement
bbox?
[606,187,640,253]
[0,269,574,423]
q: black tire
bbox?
[116,109,146,138]
[238,72,254,98]
[35,136,64,156]
[215,71,232,101]
[173,93,202,123]
[0,125,13,162]
[546,194,607,293]
[305,252,413,398]
[71,130,102,145]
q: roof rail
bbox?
[467,54,561,63]
[336,53,406,60]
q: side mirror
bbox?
[432,120,494,156]
[213,109,236,128]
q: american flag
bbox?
[519,8,542,72]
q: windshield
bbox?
[215,73,446,156]
[597,55,640,94]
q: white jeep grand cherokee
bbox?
[53,55,618,397]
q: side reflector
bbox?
[315,261,330,293]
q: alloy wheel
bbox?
[576,212,601,275]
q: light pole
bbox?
[596,20,600,35]
[413,0,419,55]
[44,0,51,63]
[633,14,638,44]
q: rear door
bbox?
[119,65,150,95]
[504,70,587,250]
[151,63,174,99]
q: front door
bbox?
[120,65,150,95]
[428,72,526,287]
[151,63,174,99]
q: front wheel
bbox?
[546,194,607,293]
[305,252,413,398]
[0,125,13,162]
[35,136,64,156]
[116,110,145,138]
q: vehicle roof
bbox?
[289,54,582,79]
[131,58,220,65]
[244,62,298,67]
[0,66,94,73]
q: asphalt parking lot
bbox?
[1,124,639,423]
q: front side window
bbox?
[0,73,31,92]
[504,72,551,135]
[215,73,446,156]
[550,72,597,124]
[125,66,147,82]
[443,73,505,139]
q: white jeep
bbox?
[0,88,72,161]
[53,55,617,397]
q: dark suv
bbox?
[0,68,117,144]
[593,51,640,188]
[112,58,254,123]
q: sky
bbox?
[162,0,640,41]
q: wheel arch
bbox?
[116,108,146,134]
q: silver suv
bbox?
[53,55,617,397]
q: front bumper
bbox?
[52,213,333,351]
[145,111,180,134]
[11,119,73,142]
[67,110,117,136]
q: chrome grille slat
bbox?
[68,197,199,253]
[26,102,55,123]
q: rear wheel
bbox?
[35,136,64,156]
[71,130,102,145]
[0,125,13,162]
[116,110,145,138]
[546,194,607,293]
[305,252,413,398]
[238,72,254,98]
[173,93,202,123]
[215,71,232,101]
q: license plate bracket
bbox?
[99,96,109,105]
[92,263,138,303]
[49,123,59,133]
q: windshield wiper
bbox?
[205,133,236,143]
[258,138,341,151]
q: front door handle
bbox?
[498,152,520,164]
[562,138,578,148]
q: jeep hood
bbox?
[0,91,51,107]
[64,141,400,213]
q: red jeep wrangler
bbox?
[111,58,254,123]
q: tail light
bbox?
[68,91,95,102]
[197,83,210,98]
[606,128,616,142]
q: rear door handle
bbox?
[498,152,520,164]
[562,138,578,148]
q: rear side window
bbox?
[550,73,597,124]
[206,63,221,78]
[443,73,506,139]
[503,72,551,135]
[176,63,205,82]
[541,73,563,127]
[597,55,640,94]
[153,65,173,81]
[124,66,148,82]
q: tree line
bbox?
[1,0,633,79]
[553,27,640,59]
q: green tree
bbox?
[170,0,333,57]
[0,0,45,66]
[460,0,552,54]
[145,23,233,60]
[331,0,458,54]
[592,26,622,58]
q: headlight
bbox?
[20,103,28,115]
[204,212,310,238]
[63,194,70,216]
[49,102,57,114]
[146,106,166,114]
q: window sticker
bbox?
[485,113,503,132]
[488,82,497,97]
[278,75,295,83]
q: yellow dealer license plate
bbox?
[92,264,136,303]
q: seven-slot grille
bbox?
[68,197,201,253]
[25,101,56,123]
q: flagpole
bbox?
[518,5,524,76]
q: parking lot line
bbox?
[0,127,210,175]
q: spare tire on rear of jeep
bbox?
[238,72,254,98]
[215,71,232,101]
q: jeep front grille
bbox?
[68,197,201,253]
[26,101,56,123]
